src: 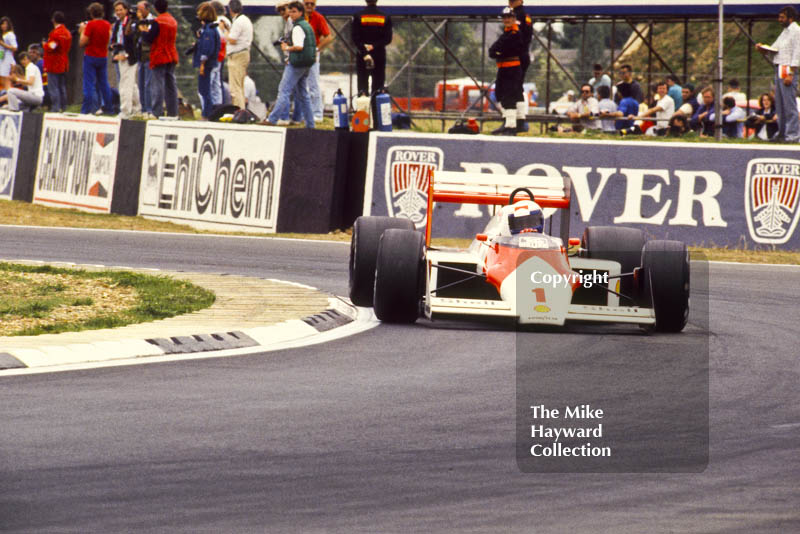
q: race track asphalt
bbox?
[0,227,798,533]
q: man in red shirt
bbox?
[79,2,114,114]
[44,11,72,112]
[142,0,179,117]
[291,0,333,122]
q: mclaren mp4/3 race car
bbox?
[349,170,690,332]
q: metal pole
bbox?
[683,19,689,83]
[546,21,552,118]
[647,21,653,101]
[580,18,587,82]
[746,18,753,114]
[442,20,448,131]
[480,17,486,127]
[610,19,616,73]
[715,0,724,140]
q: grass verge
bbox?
[0,262,215,337]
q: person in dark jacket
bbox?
[142,0,179,117]
[489,7,525,135]
[351,0,392,97]
[194,2,221,118]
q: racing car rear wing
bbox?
[426,170,573,245]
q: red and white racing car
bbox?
[349,170,689,332]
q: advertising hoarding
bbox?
[365,132,800,248]
[138,121,286,233]
[34,114,121,213]
[0,111,21,201]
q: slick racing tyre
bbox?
[349,216,415,306]
[640,240,690,333]
[581,225,646,304]
[373,229,425,323]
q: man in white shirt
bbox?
[757,6,800,142]
[225,0,253,110]
[0,52,44,111]
[566,83,600,131]
[595,85,618,133]
[641,80,675,135]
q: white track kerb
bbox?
[0,263,377,376]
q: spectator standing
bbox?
[210,1,231,107]
[0,52,44,111]
[112,1,141,118]
[143,0,179,118]
[567,83,601,131]
[266,1,316,128]
[298,0,334,122]
[595,84,617,133]
[666,74,682,108]
[488,7,525,135]
[588,63,612,94]
[509,0,532,131]
[640,80,675,136]
[270,1,293,125]
[225,0,253,110]
[690,87,715,136]
[749,92,778,140]
[757,6,800,142]
[43,11,72,112]
[135,2,155,115]
[351,0,392,99]
[615,64,643,104]
[712,96,745,138]
[79,3,114,115]
[193,2,221,119]
[0,17,19,92]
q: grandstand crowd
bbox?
[0,0,797,141]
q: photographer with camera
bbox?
[133,2,155,115]
[111,1,141,118]
[79,2,114,115]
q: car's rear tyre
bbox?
[373,229,425,323]
[581,225,646,302]
[641,240,690,332]
[349,216,415,306]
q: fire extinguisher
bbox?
[333,89,349,130]
[374,88,392,132]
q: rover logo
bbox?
[745,158,800,244]
[385,146,443,228]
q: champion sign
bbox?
[0,111,21,200]
[744,159,800,245]
[34,114,121,213]
[385,146,443,228]
[138,122,285,232]
[365,133,800,248]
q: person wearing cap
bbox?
[489,7,525,135]
[509,0,532,131]
[351,0,392,100]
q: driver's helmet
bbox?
[502,200,544,235]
